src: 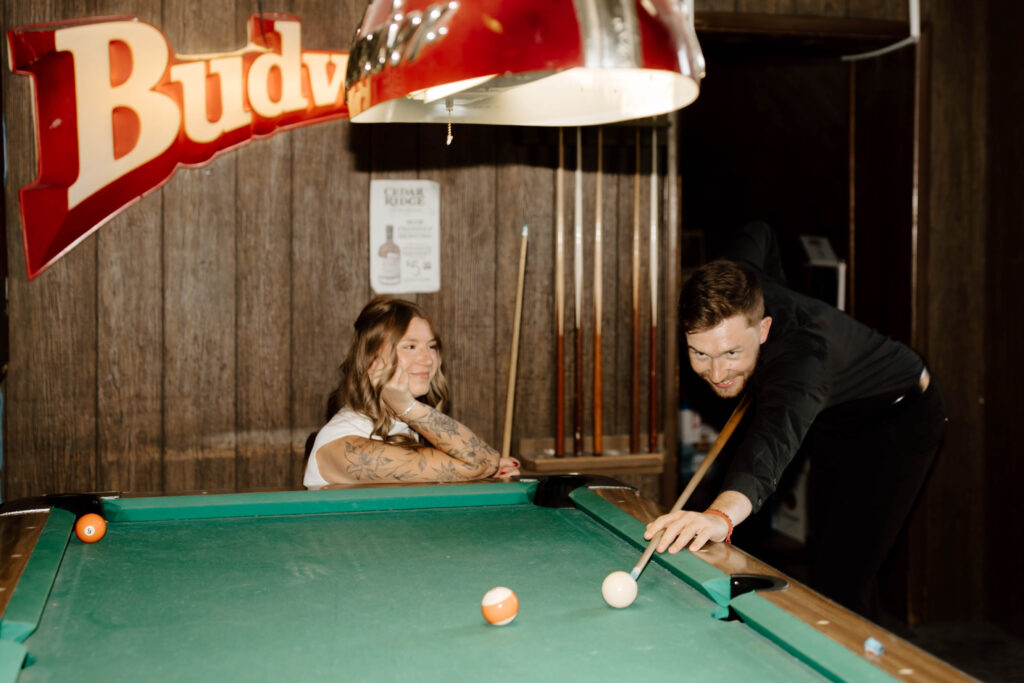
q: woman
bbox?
[304,297,519,488]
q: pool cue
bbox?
[630,128,641,454]
[649,127,659,454]
[629,393,752,581]
[555,128,566,456]
[501,225,529,462]
[593,128,603,457]
[573,127,584,457]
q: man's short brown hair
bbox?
[679,260,764,333]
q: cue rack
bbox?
[520,118,679,504]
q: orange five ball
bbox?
[481,587,519,626]
[75,513,107,543]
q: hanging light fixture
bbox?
[344,0,705,126]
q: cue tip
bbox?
[522,224,529,237]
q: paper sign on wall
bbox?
[369,180,441,294]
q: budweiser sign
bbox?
[7,14,350,279]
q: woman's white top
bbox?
[303,407,414,489]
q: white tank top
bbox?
[303,407,414,489]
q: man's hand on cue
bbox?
[644,490,753,553]
[644,510,729,553]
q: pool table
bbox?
[0,477,969,682]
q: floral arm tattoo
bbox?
[334,405,499,482]
[406,407,498,470]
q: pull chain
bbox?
[445,97,454,146]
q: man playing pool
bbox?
[644,222,947,618]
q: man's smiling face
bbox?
[686,314,772,398]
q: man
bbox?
[645,222,947,617]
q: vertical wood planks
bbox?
[3,0,98,497]
[234,125,293,490]
[289,0,370,482]
[697,0,738,13]
[794,0,848,16]
[597,127,622,453]
[983,0,1024,638]
[495,128,556,455]
[737,0,796,14]
[911,0,987,623]
[95,0,164,495]
[418,126,499,445]
[160,0,238,491]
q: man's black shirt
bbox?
[716,223,924,510]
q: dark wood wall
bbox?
[983,0,1024,639]
[912,0,991,629]
[1,1,670,499]
[4,0,1021,634]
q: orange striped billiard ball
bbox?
[75,513,107,543]
[481,587,518,626]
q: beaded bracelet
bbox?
[704,509,733,544]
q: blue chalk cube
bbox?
[863,637,885,655]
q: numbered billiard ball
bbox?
[75,513,107,543]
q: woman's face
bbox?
[395,316,439,397]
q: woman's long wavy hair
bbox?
[325,297,449,444]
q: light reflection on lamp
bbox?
[344,0,705,126]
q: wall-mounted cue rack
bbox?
[519,117,680,506]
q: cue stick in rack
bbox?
[649,127,659,454]
[555,129,566,456]
[629,393,752,581]
[593,128,603,457]
[573,127,584,457]
[630,128,641,454]
[501,225,529,462]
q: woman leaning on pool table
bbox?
[303,297,519,488]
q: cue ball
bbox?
[601,571,638,608]
[75,513,107,543]
[481,587,519,626]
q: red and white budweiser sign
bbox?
[7,14,349,279]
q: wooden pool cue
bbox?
[630,127,641,454]
[593,128,604,457]
[501,225,529,462]
[573,127,584,457]
[629,393,752,581]
[555,128,566,457]
[649,127,659,454]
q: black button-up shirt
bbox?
[718,223,923,511]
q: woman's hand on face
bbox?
[368,357,388,388]
[378,363,417,416]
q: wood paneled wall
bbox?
[1,1,675,499]
[985,0,1024,639]
[695,0,906,19]
[909,0,989,626]
[7,0,1018,633]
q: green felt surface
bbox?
[570,488,732,606]
[730,592,898,682]
[9,493,832,682]
[0,642,26,680]
[101,482,537,521]
[569,490,897,682]
[0,509,73,644]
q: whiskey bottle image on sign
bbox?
[378,225,401,285]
